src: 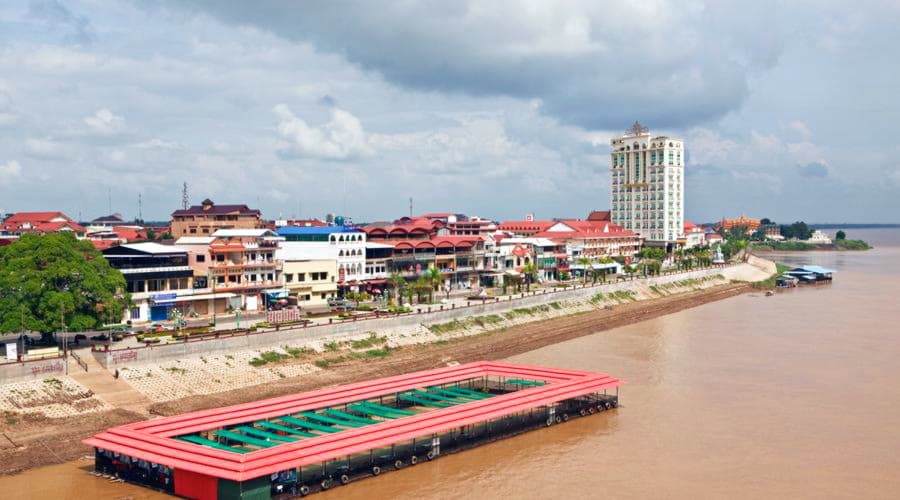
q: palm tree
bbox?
[426,266,444,298]
[576,257,592,283]
[521,262,537,291]
[389,272,406,304]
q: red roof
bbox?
[530,221,639,240]
[90,240,117,250]
[111,226,147,242]
[4,211,71,223]
[83,361,623,482]
[498,221,555,234]
[172,200,260,217]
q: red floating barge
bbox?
[84,361,623,499]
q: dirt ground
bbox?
[0,282,749,476]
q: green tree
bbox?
[836,230,846,240]
[521,262,537,291]
[0,233,129,343]
[576,257,592,283]
[389,272,406,303]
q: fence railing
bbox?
[70,350,88,372]
[93,264,735,356]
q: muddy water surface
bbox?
[5,229,900,499]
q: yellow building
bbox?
[278,246,338,308]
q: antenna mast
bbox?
[181,182,190,210]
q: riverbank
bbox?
[753,240,871,252]
[0,260,773,476]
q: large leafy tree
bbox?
[0,233,129,342]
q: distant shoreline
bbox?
[753,241,872,252]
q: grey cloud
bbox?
[28,0,96,45]
[798,162,828,178]
[158,1,782,130]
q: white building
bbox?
[807,230,832,244]
[610,122,685,246]
[276,226,367,286]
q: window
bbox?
[196,255,205,263]
[216,254,224,262]
[130,308,141,320]
[189,228,197,234]
[285,273,294,282]
[297,273,306,282]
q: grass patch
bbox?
[249,350,294,366]
[364,348,391,357]
[324,341,340,352]
[42,378,63,390]
[314,356,349,369]
[164,367,187,375]
[590,293,604,304]
[427,319,465,334]
[471,314,504,327]
[611,290,637,301]
[350,332,388,349]
[833,239,871,250]
[549,301,562,310]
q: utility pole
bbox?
[409,197,413,218]
[137,193,143,223]
[182,182,190,210]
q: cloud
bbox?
[132,138,183,150]
[786,120,813,140]
[0,88,17,126]
[798,162,828,178]
[24,137,66,160]
[273,104,373,161]
[83,108,125,135]
[0,160,23,185]
[28,0,96,45]
[160,0,784,129]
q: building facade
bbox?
[610,122,685,245]
[276,245,338,309]
[102,243,194,323]
[169,199,262,238]
[276,226,367,289]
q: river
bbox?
[5,228,900,499]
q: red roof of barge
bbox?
[82,361,623,482]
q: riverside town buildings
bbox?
[610,121,685,248]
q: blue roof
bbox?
[276,225,362,236]
[787,265,835,274]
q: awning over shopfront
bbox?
[153,292,238,304]
[265,290,289,299]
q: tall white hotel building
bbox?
[610,122,684,247]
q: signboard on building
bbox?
[151,293,177,304]
[5,342,17,361]
[525,213,535,222]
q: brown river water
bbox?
[5,228,900,499]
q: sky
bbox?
[1,0,899,224]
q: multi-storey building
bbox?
[276,245,338,308]
[610,122,685,247]
[177,229,283,315]
[169,199,262,238]
[276,226,367,288]
[102,243,194,323]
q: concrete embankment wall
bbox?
[94,266,733,369]
[0,357,66,383]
